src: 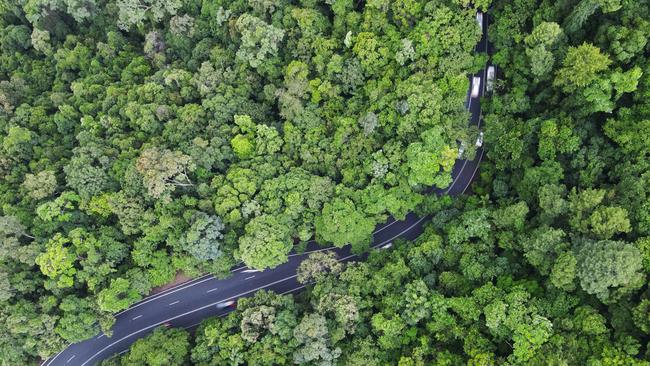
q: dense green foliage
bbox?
[106,0,650,364]
[3,0,650,363]
[0,0,482,363]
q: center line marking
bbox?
[132,315,142,320]
[67,355,76,363]
[206,287,219,293]
[244,275,256,280]
[169,300,180,306]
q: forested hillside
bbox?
[106,0,650,364]
[0,0,483,363]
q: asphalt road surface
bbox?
[43,13,492,366]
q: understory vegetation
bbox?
[3,0,650,364]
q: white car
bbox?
[475,132,484,147]
[457,142,466,159]
[486,66,495,93]
[471,76,481,98]
[476,12,483,29]
[216,300,236,309]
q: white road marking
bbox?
[244,275,256,280]
[468,89,473,109]
[97,334,105,339]
[183,322,202,330]
[289,246,332,257]
[132,315,142,320]
[367,217,399,235]
[183,312,230,330]
[41,345,70,366]
[66,355,75,363]
[168,301,180,306]
[206,287,219,293]
[445,159,469,193]
[281,284,307,295]
[462,148,485,194]
[230,263,246,272]
[241,269,260,273]
[371,216,428,250]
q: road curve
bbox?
[43,13,492,366]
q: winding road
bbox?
[43,13,492,366]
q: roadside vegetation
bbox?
[0,0,482,363]
[105,0,650,364]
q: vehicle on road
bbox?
[476,12,483,28]
[216,300,237,309]
[380,242,393,249]
[475,132,484,147]
[471,76,481,98]
[458,142,466,159]
[486,65,495,93]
